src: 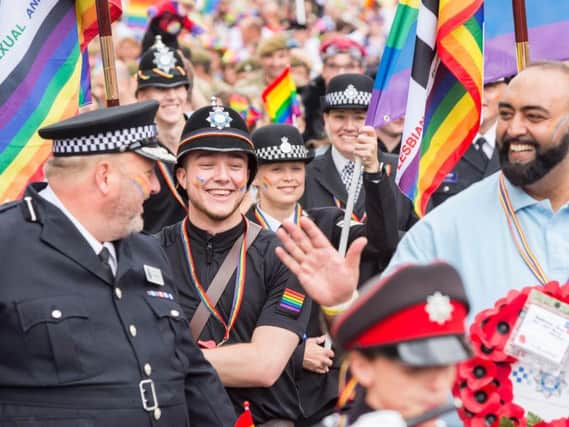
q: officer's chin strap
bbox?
[405,398,462,427]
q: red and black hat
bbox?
[176,100,257,185]
[331,263,472,367]
[251,124,312,166]
[136,35,189,93]
[320,36,366,63]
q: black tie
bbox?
[98,247,114,280]
[474,137,489,168]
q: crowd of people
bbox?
[0,0,568,426]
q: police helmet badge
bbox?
[343,84,358,101]
[425,291,454,325]
[206,98,233,130]
[152,36,177,73]
[279,136,292,153]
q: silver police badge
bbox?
[425,291,454,325]
[207,105,233,130]
[279,136,292,153]
[343,84,358,101]
[152,37,177,74]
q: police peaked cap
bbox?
[137,35,189,92]
[322,73,373,112]
[177,103,257,185]
[332,263,472,367]
[38,100,176,164]
[251,124,312,166]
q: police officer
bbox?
[331,263,472,426]
[300,73,417,232]
[0,101,235,426]
[137,35,190,233]
[159,102,311,425]
[247,123,399,425]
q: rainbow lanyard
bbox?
[333,196,367,223]
[180,217,248,344]
[498,173,549,285]
[254,203,303,231]
[157,161,188,211]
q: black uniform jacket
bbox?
[143,160,188,234]
[0,183,234,427]
[159,219,311,424]
[246,172,399,423]
[300,148,417,232]
[430,142,500,209]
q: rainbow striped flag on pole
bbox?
[396,0,483,217]
[0,0,121,203]
[262,68,301,125]
[125,0,156,34]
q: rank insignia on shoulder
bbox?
[278,288,305,318]
[144,265,164,286]
[146,290,174,300]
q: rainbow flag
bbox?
[125,0,156,34]
[0,0,121,203]
[367,0,569,129]
[262,68,301,125]
[229,94,261,129]
[395,0,483,217]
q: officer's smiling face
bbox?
[350,352,456,425]
[253,161,305,208]
[177,151,249,225]
[324,109,367,160]
[137,85,188,127]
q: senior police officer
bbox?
[331,263,471,426]
[159,102,311,425]
[0,101,235,426]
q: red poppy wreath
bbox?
[453,281,569,427]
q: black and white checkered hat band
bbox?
[52,124,157,155]
[256,144,310,161]
[325,90,371,108]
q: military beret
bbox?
[137,35,189,93]
[177,101,257,185]
[38,100,176,164]
[322,73,373,112]
[236,58,261,74]
[252,124,311,165]
[257,34,289,58]
[332,263,472,367]
[320,36,366,62]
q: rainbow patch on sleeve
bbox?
[279,288,305,313]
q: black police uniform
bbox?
[160,219,310,424]
[143,158,188,234]
[430,140,500,209]
[0,184,235,426]
[137,36,191,233]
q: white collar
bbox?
[256,204,299,231]
[475,122,497,157]
[39,185,117,271]
[331,146,351,175]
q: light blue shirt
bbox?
[385,172,569,316]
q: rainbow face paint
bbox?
[132,175,151,199]
[192,176,207,188]
[261,175,272,189]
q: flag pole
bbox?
[95,0,120,107]
[337,158,362,257]
[512,0,530,71]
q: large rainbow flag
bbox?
[367,0,569,130]
[262,68,301,125]
[0,0,121,203]
[124,0,156,34]
[395,0,483,217]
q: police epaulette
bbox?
[22,196,39,222]
[0,200,19,214]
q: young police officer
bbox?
[247,123,399,425]
[159,102,311,425]
[0,101,235,426]
[137,36,190,233]
[301,73,417,231]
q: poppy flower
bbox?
[458,357,497,389]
